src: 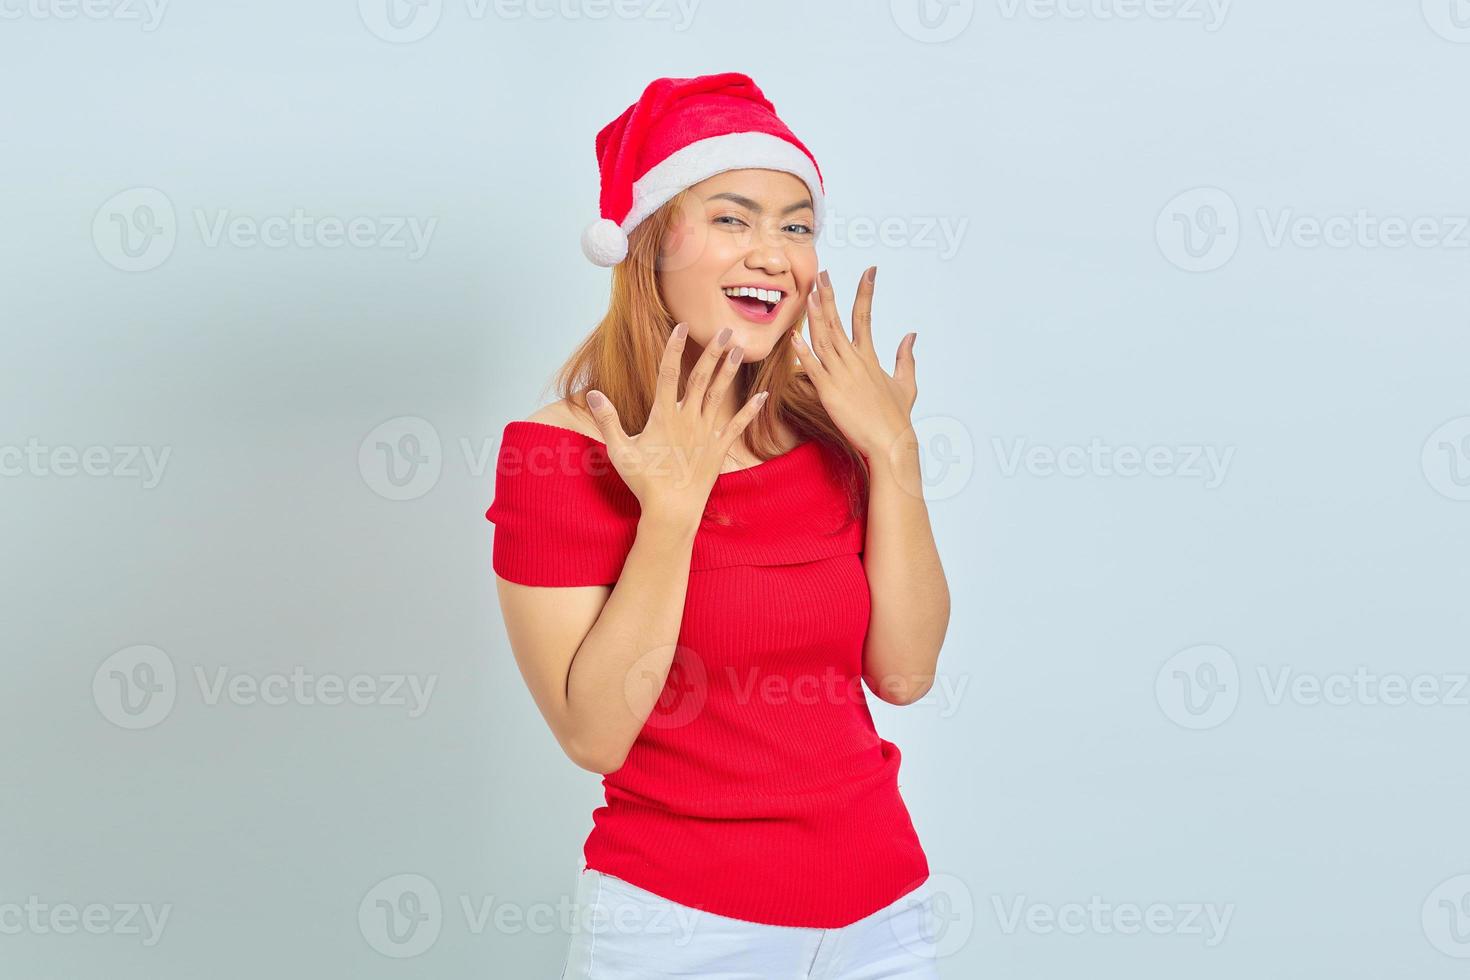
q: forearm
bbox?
[861,431,950,705]
[564,510,698,771]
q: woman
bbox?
[486,72,951,978]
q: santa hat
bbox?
[580,72,826,266]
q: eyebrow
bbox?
[705,192,814,216]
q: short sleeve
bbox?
[484,421,640,587]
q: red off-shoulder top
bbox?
[485,420,929,928]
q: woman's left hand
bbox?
[790,266,919,461]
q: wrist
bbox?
[862,429,925,499]
[861,427,920,470]
[637,503,703,542]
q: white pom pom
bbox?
[581,218,628,266]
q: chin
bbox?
[722,320,782,355]
[736,339,777,363]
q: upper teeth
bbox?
[723,286,782,303]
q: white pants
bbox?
[560,868,942,979]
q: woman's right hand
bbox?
[584,322,768,527]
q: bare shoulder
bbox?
[525,397,601,441]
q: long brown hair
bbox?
[547,188,867,521]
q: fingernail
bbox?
[587,390,605,409]
[673,322,687,339]
[755,391,769,404]
[716,326,732,345]
[865,266,876,284]
[819,269,831,289]
[727,346,743,365]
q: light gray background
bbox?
[4,0,1469,976]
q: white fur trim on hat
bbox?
[597,132,825,264]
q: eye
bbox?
[713,215,749,229]
[784,222,813,235]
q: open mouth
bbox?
[721,285,783,323]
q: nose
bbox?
[741,227,791,276]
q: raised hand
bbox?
[585,322,769,526]
[789,266,918,461]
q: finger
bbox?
[584,389,630,456]
[702,341,744,420]
[816,270,854,357]
[656,322,688,417]
[789,328,826,382]
[683,325,732,413]
[717,389,770,449]
[805,288,838,363]
[850,266,877,355]
[894,332,917,391]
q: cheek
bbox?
[658,228,724,321]
[793,253,818,289]
[659,217,715,275]
[787,257,818,319]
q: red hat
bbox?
[581,72,826,266]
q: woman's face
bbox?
[655,168,819,363]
